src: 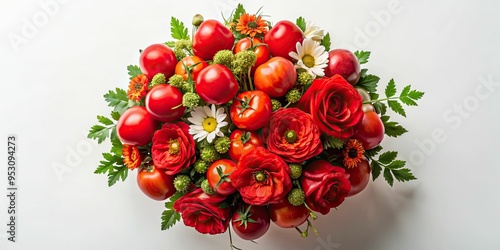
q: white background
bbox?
[1,0,499,249]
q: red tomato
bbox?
[137,163,176,201]
[345,158,371,197]
[324,49,361,85]
[264,20,304,61]
[174,55,208,81]
[228,130,264,162]
[254,57,297,98]
[268,199,309,228]
[196,64,239,104]
[233,37,270,74]
[193,19,234,60]
[230,90,272,130]
[232,204,270,241]
[117,106,158,146]
[207,159,237,196]
[352,111,384,150]
[139,44,177,80]
[145,84,185,123]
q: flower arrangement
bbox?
[88,4,424,247]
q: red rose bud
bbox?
[151,122,196,175]
[296,75,364,140]
[173,188,231,235]
[231,147,292,206]
[262,108,323,163]
[300,160,351,215]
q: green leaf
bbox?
[360,68,368,78]
[296,17,306,32]
[320,32,331,51]
[383,168,394,186]
[88,124,113,144]
[127,65,142,80]
[400,96,418,106]
[364,145,383,158]
[111,111,121,121]
[356,75,380,93]
[400,85,411,97]
[381,116,408,137]
[323,136,344,149]
[165,41,176,48]
[161,210,181,230]
[107,165,128,187]
[386,160,406,170]
[97,115,114,126]
[388,100,406,117]
[94,153,117,175]
[392,168,417,182]
[373,102,387,115]
[232,4,246,22]
[354,51,371,64]
[170,17,189,40]
[378,151,398,164]
[104,88,129,114]
[110,137,123,157]
[408,89,425,100]
[385,79,397,98]
[371,160,382,181]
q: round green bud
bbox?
[213,50,234,69]
[271,99,282,111]
[214,137,231,154]
[287,188,306,206]
[168,74,185,89]
[286,88,302,103]
[151,73,166,87]
[289,164,302,179]
[192,14,204,27]
[173,175,191,193]
[193,160,209,174]
[298,71,313,86]
[200,145,220,163]
[201,179,215,194]
[182,92,200,108]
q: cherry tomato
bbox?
[264,20,304,61]
[193,19,234,60]
[232,204,270,241]
[352,111,384,150]
[230,90,272,131]
[207,159,237,196]
[233,37,270,74]
[324,49,361,85]
[345,158,371,197]
[117,106,158,146]
[145,84,185,123]
[196,64,239,104]
[254,57,297,98]
[228,130,264,162]
[174,55,208,81]
[137,163,176,201]
[139,44,177,80]
[356,87,371,102]
[268,199,309,228]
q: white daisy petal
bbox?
[207,132,216,143]
[219,121,228,127]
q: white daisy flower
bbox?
[303,21,324,42]
[187,104,228,143]
[289,38,329,78]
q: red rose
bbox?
[231,147,292,206]
[152,122,196,175]
[173,188,231,235]
[296,75,364,140]
[300,160,351,215]
[263,108,323,163]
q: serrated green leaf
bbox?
[88,124,112,144]
[111,111,121,121]
[357,75,380,93]
[385,79,397,98]
[170,17,189,40]
[232,4,246,22]
[388,100,406,117]
[386,160,406,170]
[296,17,306,31]
[392,168,417,182]
[104,88,129,114]
[110,138,123,157]
[354,51,371,64]
[165,41,176,48]
[371,160,382,181]
[97,115,114,126]
[107,165,128,187]
[408,89,425,100]
[365,145,383,158]
[360,68,368,78]
[400,96,418,106]
[401,85,411,97]
[383,168,394,186]
[383,120,408,137]
[165,192,184,209]
[127,65,142,80]
[373,102,387,115]
[161,209,181,230]
[320,32,331,51]
[378,151,398,164]
[323,136,344,149]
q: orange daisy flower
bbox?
[342,139,365,168]
[127,74,149,101]
[235,13,268,37]
[122,144,143,170]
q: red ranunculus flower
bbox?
[263,108,323,163]
[173,188,231,235]
[231,147,292,206]
[296,74,364,140]
[300,160,351,215]
[151,122,196,175]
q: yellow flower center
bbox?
[169,139,180,155]
[202,117,218,132]
[302,55,315,68]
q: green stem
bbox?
[228,226,242,250]
[364,96,401,104]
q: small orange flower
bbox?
[342,139,365,168]
[127,74,149,101]
[122,144,143,170]
[235,13,268,37]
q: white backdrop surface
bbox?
[1,0,499,249]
